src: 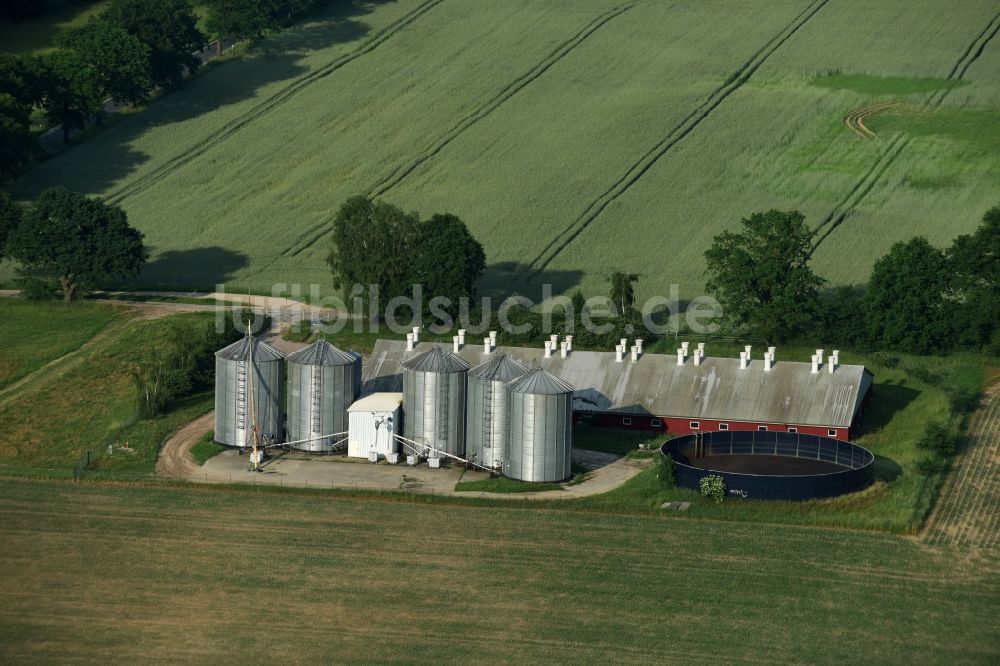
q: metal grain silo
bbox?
[286,339,361,452]
[506,368,574,482]
[466,353,528,470]
[214,335,285,448]
[402,346,470,457]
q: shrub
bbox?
[917,421,960,457]
[17,277,59,301]
[658,454,676,489]
[700,475,725,503]
[915,456,947,476]
[946,386,980,416]
[283,319,312,342]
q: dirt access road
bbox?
[157,410,653,499]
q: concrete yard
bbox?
[156,411,652,498]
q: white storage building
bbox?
[347,393,403,459]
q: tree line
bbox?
[0,0,338,178]
[703,206,999,355]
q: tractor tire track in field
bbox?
[923,388,1000,550]
[280,3,636,258]
[811,10,1000,252]
[843,102,898,140]
[517,0,831,281]
[104,0,446,205]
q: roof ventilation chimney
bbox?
[815,349,824,360]
[489,330,498,346]
[739,351,749,369]
[810,355,820,373]
[631,346,639,363]
[560,341,569,358]
[406,333,415,352]
[693,350,703,366]
[453,336,461,354]
[636,338,644,354]
[549,334,558,350]
[458,329,466,345]
[544,341,553,359]
[681,341,689,359]
[615,345,625,363]
[565,335,573,351]
[744,345,752,358]
[764,350,774,371]
[676,348,685,366]
[483,337,492,354]
[828,351,839,373]
[411,326,420,343]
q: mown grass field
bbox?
[0,302,216,476]
[0,299,126,390]
[0,477,996,663]
[4,0,998,301]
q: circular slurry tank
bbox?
[286,339,361,452]
[214,335,285,448]
[661,431,875,501]
[466,353,528,470]
[402,346,470,457]
[506,368,574,483]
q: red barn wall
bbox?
[578,412,849,441]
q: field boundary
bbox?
[922,387,1000,549]
[810,10,1000,252]
[517,0,831,281]
[104,0,447,205]
[281,3,635,258]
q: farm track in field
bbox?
[103,0,446,205]
[843,103,898,139]
[811,10,1000,251]
[280,3,636,258]
[516,0,831,281]
[923,388,1000,550]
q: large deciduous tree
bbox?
[609,271,638,315]
[327,195,420,316]
[57,18,154,106]
[0,191,23,258]
[946,205,1000,350]
[7,187,147,303]
[863,237,951,353]
[37,49,103,143]
[104,0,204,89]
[704,209,824,343]
[410,213,485,317]
[0,54,43,176]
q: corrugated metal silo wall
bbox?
[466,375,510,469]
[214,356,285,447]
[403,368,467,456]
[507,391,572,482]
[287,360,358,451]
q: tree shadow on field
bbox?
[854,381,921,436]
[872,455,902,483]
[478,262,584,302]
[131,247,250,290]
[13,1,390,195]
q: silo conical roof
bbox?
[286,339,356,366]
[215,336,284,362]
[469,353,528,382]
[510,367,574,395]
[402,345,470,372]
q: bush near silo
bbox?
[700,475,725,503]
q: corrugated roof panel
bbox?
[401,345,470,373]
[215,336,284,362]
[469,352,528,381]
[362,340,871,428]
[510,368,574,395]
[286,339,357,366]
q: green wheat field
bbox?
[7,0,1000,300]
